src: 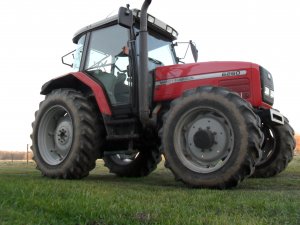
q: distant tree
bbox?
[295,135,300,153]
[0,151,33,160]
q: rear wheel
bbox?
[252,118,295,178]
[103,147,161,177]
[31,89,103,179]
[160,86,263,188]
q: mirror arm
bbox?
[61,49,76,67]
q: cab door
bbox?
[83,24,134,115]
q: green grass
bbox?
[0,156,300,225]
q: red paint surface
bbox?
[73,72,112,115]
[154,61,271,109]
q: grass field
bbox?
[0,156,299,225]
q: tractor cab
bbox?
[64,8,197,118]
[69,10,177,111]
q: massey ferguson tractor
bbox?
[31,0,295,188]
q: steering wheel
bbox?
[114,64,128,73]
[86,55,110,71]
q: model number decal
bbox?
[155,70,247,86]
[222,70,246,77]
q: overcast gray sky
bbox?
[0,0,299,150]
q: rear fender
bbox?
[41,72,112,116]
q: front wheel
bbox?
[252,118,295,178]
[160,86,263,189]
[31,89,103,179]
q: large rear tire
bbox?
[103,147,161,177]
[160,86,263,189]
[252,118,295,178]
[31,89,103,179]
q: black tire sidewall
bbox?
[257,122,281,168]
[253,119,295,177]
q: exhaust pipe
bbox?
[139,0,151,126]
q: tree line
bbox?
[0,151,33,160]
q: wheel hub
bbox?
[186,115,231,163]
[193,128,216,149]
[56,127,69,144]
[173,107,235,173]
[54,117,73,153]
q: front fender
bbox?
[41,72,112,116]
[41,74,79,95]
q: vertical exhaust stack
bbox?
[139,0,152,126]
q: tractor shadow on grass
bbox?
[84,160,300,191]
[86,168,184,189]
[85,173,300,191]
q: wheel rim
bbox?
[257,123,276,166]
[110,152,139,166]
[37,105,73,165]
[173,107,234,173]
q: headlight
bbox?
[148,15,155,23]
[166,25,173,33]
[270,90,274,98]
[134,10,178,40]
[264,87,270,96]
[260,66,274,105]
[264,86,274,99]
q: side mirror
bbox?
[118,7,133,28]
[190,41,198,62]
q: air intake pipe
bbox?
[138,0,152,126]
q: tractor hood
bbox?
[155,61,255,84]
[153,61,262,103]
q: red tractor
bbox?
[31,0,295,188]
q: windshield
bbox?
[148,37,175,67]
[136,29,176,69]
[73,35,85,71]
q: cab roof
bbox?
[73,9,178,43]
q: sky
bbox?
[0,0,299,151]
